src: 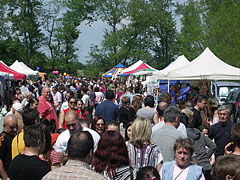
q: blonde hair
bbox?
[131,95,141,111]
[130,117,152,148]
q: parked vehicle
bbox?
[225,90,240,123]
[211,81,240,106]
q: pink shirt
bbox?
[53,92,62,111]
[38,96,58,129]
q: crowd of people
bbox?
[0,77,239,180]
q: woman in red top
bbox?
[58,96,81,129]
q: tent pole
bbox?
[168,80,170,93]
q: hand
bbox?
[225,142,234,155]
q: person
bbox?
[184,109,216,180]
[37,87,58,129]
[125,121,133,142]
[106,120,120,132]
[126,117,163,171]
[43,131,106,180]
[81,87,89,110]
[76,99,88,119]
[9,124,51,180]
[119,96,131,128]
[87,85,96,122]
[160,138,205,180]
[11,103,23,134]
[136,166,160,180]
[224,122,240,155]
[128,95,142,122]
[91,116,106,136]
[52,86,62,117]
[212,154,240,180]
[21,91,32,108]
[60,90,73,111]
[0,115,18,180]
[94,86,104,108]
[192,95,208,130]
[55,110,100,162]
[24,97,39,110]
[210,105,235,158]
[152,106,185,163]
[58,96,80,129]
[92,131,137,180]
[95,90,120,124]
[136,95,155,125]
[119,88,134,106]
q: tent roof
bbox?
[153,55,190,77]
[162,48,240,80]
[10,60,38,76]
[102,64,126,78]
[122,60,157,74]
[0,61,26,80]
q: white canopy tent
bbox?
[159,48,240,81]
[152,55,190,78]
[10,60,38,78]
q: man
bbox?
[9,124,51,180]
[210,105,235,158]
[81,87,89,110]
[152,106,185,163]
[11,109,40,160]
[21,91,32,108]
[225,122,240,155]
[106,120,120,132]
[52,86,62,117]
[192,94,208,129]
[137,95,156,124]
[55,110,100,162]
[43,131,106,180]
[119,88,134,106]
[38,86,58,128]
[152,102,187,137]
[0,115,18,180]
[95,90,120,124]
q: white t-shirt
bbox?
[81,94,89,108]
[55,127,100,153]
[60,101,69,112]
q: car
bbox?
[225,90,240,123]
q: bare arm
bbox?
[0,159,8,180]
[156,162,163,172]
[58,111,64,129]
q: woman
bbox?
[128,95,142,122]
[76,99,88,120]
[160,138,205,180]
[126,117,163,171]
[91,116,106,136]
[24,97,39,110]
[125,121,133,142]
[92,131,137,180]
[58,96,80,129]
[120,96,130,128]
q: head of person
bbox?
[79,118,89,128]
[212,154,240,180]
[3,115,18,136]
[156,102,168,118]
[194,94,208,110]
[12,102,23,114]
[218,105,231,124]
[180,108,193,128]
[15,87,21,95]
[132,95,142,111]
[131,117,152,148]
[144,95,154,108]
[80,87,87,95]
[24,124,45,154]
[161,92,171,105]
[41,86,51,99]
[65,110,81,134]
[22,109,40,127]
[231,123,240,150]
[76,99,84,110]
[125,121,133,141]
[52,86,58,94]
[163,106,181,128]
[91,116,106,135]
[65,91,73,101]
[25,92,32,100]
[106,120,119,132]
[174,138,194,169]
[25,97,39,110]
[68,96,77,110]
[200,125,210,137]
[125,88,132,94]
[67,131,94,164]
[136,166,160,180]
[92,131,130,178]
[106,90,115,100]
[122,96,130,108]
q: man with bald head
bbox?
[38,86,58,128]
[55,110,100,163]
[0,115,18,179]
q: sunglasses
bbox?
[96,123,105,127]
[69,101,76,104]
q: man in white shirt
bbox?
[55,110,100,163]
[81,87,89,110]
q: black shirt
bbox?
[192,108,202,129]
[9,154,51,180]
[0,131,14,176]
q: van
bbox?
[211,81,240,106]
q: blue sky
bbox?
[77,0,186,64]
